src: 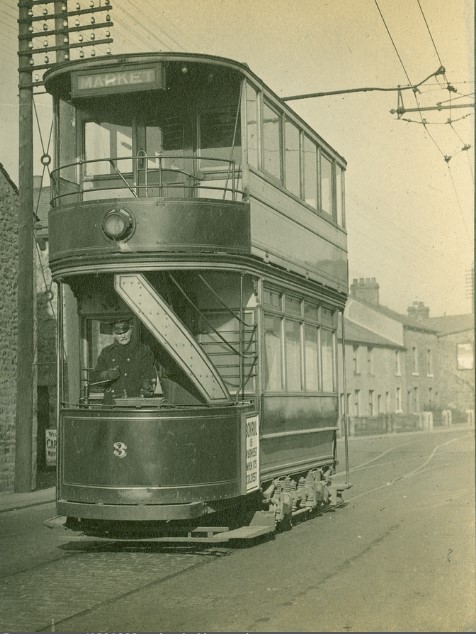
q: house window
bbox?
[368,347,374,374]
[395,387,402,412]
[412,346,419,374]
[426,349,433,376]
[385,391,390,413]
[354,389,360,416]
[368,390,374,416]
[413,387,419,413]
[395,350,401,375]
[353,345,360,374]
[457,342,474,370]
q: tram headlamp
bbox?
[102,208,135,241]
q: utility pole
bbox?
[15,0,35,492]
[14,0,113,492]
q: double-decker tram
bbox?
[44,52,350,541]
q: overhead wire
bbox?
[373,0,473,244]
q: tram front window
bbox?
[84,121,133,176]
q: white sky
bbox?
[0,0,473,317]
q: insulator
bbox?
[90,16,95,24]
[63,19,68,27]
[28,25,33,32]
[44,55,49,64]
[90,0,94,6]
[43,22,48,31]
[43,38,48,47]
[79,49,84,58]
[76,2,81,9]
[105,0,110,5]
[62,4,67,10]
[28,41,33,49]
[79,33,83,42]
[29,58,34,65]
[43,7,48,15]
[106,13,111,21]
[28,8,33,16]
[64,52,69,60]
[63,35,68,43]
[34,74,40,82]
[75,18,80,26]
[105,30,110,37]
[91,49,96,57]
[90,32,95,40]
[106,47,111,55]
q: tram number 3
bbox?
[113,441,128,458]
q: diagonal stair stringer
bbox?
[115,273,231,404]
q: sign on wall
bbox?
[45,429,57,467]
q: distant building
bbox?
[419,313,474,416]
[341,278,473,430]
[0,167,57,491]
[0,164,19,490]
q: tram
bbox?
[44,52,350,541]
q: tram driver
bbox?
[90,318,157,399]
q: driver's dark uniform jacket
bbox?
[90,340,156,397]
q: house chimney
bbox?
[350,277,380,305]
[407,300,430,321]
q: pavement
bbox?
[0,486,56,513]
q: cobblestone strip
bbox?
[0,546,205,631]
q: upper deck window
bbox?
[246,83,259,168]
[285,119,301,197]
[303,135,317,209]
[84,121,133,175]
[262,100,281,180]
[336,164,345,227]
[199,106,241,169]
[320,153,333,215]
[58,99,77,182]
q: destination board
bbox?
[72,65,165,97]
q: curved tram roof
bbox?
[44,51,347,167]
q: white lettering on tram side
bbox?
[245,414,259,493]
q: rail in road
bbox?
[0,427,473,632]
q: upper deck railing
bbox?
[51,154,243,206]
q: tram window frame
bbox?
[245,81,260,169]
[336,163,345,227]
[284,118,301,197]
[197,105,242,171]
[262,286,337,395]
[82,119,135,178]
[320,151,334,217]
[262,98,282,182]
[303,134,318,209]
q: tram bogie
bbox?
[43,52,350,540]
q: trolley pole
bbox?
[15,0,35,491]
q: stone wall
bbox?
[0,166,19,490]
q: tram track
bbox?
[1,430,471,632]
